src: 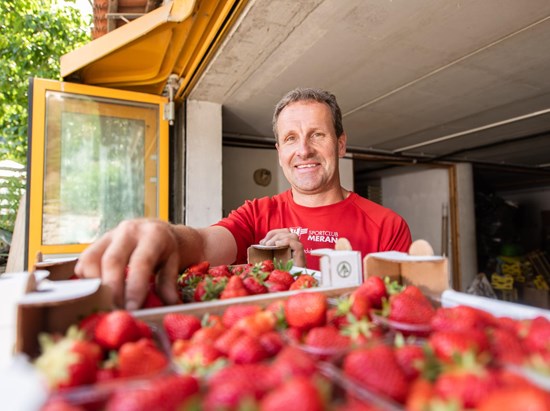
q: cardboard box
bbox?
[247,245,292,265]
[33,257,78,281]
[363,250,450,297]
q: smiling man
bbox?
[75,88,411,309]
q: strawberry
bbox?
[142,284,164,308]
[429,329,489,362]
[259,331,284,356]
[222,304,262,328]
[431,305,496,333]
[208,264,231,278]
[204,364,275,411]
[194,276,227,302]
[259,259,275,272]
[42,398,86,411]
[105,374,199,411]
[135,319,153,339]
[78,311,107,340]
[361,276,389,309]
[214,327,244,355]
[523,316,550,354]
[230,264,253,277]
[387,287,435,325]
[94,310,141,351]
[118,338,168,378]
[343,344,410,403]
[163,313,202,343]
[488,327,526,365]
[191,325,226,345]
[228,334,269,364]
[35,327,101,389]
[266,281,289,293]
[303,326,351,358]
[260,376,325,411]
[284,292,327,330]
[243,276,268,295]
[477,384,550,411]
[405,378,437,411]
[235,310,276,337]
[187,261,210,275]
[434,363,499,408]
[271,345,318,380]
[268,269,294,290]
[395,343,425,380]
[220,275,249,299]
[289,274,318,290]
[174,343,223,373]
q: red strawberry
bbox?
[230,264,253,277]
[118,338,168,378]
[228,334,269,364]
[94,310,141,351]
[259,260,275,272]
[477,384,550,411]
[204,364,275,411]
[289,274,318,290]
[175,343,223,372]
[488,327,526,365]
[42,398,86,411]
[266,281,289,293]
[259,331,284,356]
[135,319,153,339]
[285,292,327,330]
[303,326,351,358]
[163,313,202,343]
[142,284,164,308]
[271,345,318,380]
[35,328,101,389]
[78,311,107,340]
[243,276,268,295]
[343,344,410,403]
[194,277,227,302]
[191,325,226,345]
[429,329,489,362]
[268,269,294,290]
[105,374,199,411]
[394,343,425,380]
[222,304,262,328]
[434,365,499,409]
[361,276,389,309]
[187,261,210,275]
[388,287,435,325]
[260,376,324,411]
[220,275,249,299]
[208,265,231,277]
[523,316,550,354]
[235,311,276,337]
[431,305,496,333]
[214,327,244,355]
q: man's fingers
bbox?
[74,233,113,279]
[156,253,181,305]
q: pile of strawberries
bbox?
[176,259,318,303]
[36,276,550,411]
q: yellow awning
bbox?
[60,0,245,99]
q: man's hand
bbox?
[259,228,306,267]
[74,219,182,310]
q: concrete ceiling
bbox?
[189,0,550,185]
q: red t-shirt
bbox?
[215,190,412,270]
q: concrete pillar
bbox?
[185,100,223,227]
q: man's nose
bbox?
[296,136,314,157]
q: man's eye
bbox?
[284,135,296,143]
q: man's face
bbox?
[275,100,346,195]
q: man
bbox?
[75,88,411,309]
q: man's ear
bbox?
[338,132,347,158]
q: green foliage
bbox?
[0,0,92,164]
[0,175,26,232]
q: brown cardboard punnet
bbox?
[247,245,292,265]
[33,257,78,281]
[15,273,113,358]
[363,240,450,297]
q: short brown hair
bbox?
[272,88,344,141]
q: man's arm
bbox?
[74,219,237,310]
